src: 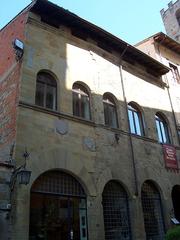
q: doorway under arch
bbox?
[102,180,132,240]
[29,170,88,240]
[141,180,165,240]
[172,185,180,222]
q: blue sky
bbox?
[0,0,172,45]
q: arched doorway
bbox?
[141,181,165,240]
[29,171,88,240]
[172,185,180,222]
[102,180,132,240]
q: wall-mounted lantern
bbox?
[0,149,31,212]
[16,168,31,185]
[10,149,31,191]
[12,38,24,61]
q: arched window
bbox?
[128,103,144,136]
[103,93,118,128]
[141,181,165,240]
[29,171,87,240]
[35,72,57,110]
[102,181,132,240]
[155,113,170,144]
[72,83,91,120]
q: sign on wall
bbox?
[163,144,178,170]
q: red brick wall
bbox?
[0,11,29,162]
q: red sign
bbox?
[163,145,178,169]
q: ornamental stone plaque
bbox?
[55,119,68,135]
[83,137,96,152]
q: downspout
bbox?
[118,45,138,196]
[155,36,179,145]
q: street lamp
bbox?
[12,38,24,61]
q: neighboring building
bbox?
[0,1,180,240]
[136,30,180,235]
[135,32,180,130]
[160,0,180,42]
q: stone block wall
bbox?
[161,0,180,42]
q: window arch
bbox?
[102,180,132,240]
[29,170,88,239]
[128,102,144,136]
[155,113,170,144]
[141,181,165,240]
[103,93,118,128]
[72,82,91,120]
[35,71,57,110]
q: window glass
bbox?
[160,121,167,143]
[36,82,45,107]
[134,111,141,135]
[103,94,118,128]
[128,109,135,134]
[155,119,163,143]
[155,114,170,144]
[73,92,80,116]
[81,95,90,120]
[72,83,91,120]
[46,85,56,109]
[128,103,144,136]
[35,72,57,110]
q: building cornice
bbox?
[29,0,169,77]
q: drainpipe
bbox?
[155,36,179,145]
[118,45,139,196]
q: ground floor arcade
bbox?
[9,169,180,240]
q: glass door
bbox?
[29,193,87,240]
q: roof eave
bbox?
[30,0,169,77]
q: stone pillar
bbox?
[131,195,146,240]
[12,185,30,240]
[87,195,105,240]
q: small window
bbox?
[155,113,170,144]
[72,83,91,120]
[169,63,180,84]
[103,93,118,128]
[35,72,57,110]
[128,103,144,136]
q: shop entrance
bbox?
[172,185,180,222]
[29,171,87,240]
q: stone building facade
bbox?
[161,0,180,42]
[0,1,180,240]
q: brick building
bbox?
[0,1,180,240]
[161,0,180,42]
